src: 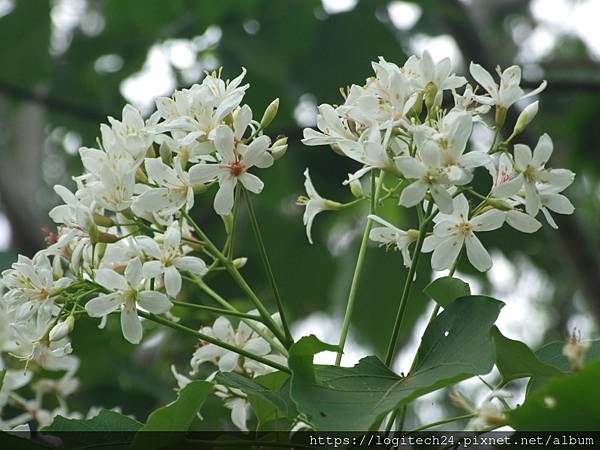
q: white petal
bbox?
[239,172,264,194]
[174,256,207,275]
[494,173,523,198]
[531,134,553,167]
[243,337,271,356]
[142,260,164,279]
[188,163,224,184]
[399,181,428,207]
[214,177,237,216]
[543,193,574,214]
[213,317,235,342]
[430,185,454,214]
[228,398,248,432]
[138,291,172,313]
[524,181,540,216]
[213,125,235,163]
[506,210,541,233]
[514,144,532,169]
[395,156,426,179]
[470,210,505,232]
[243,135,271,168]
[164,265,182,297]
[431,235,464,270]
[85,293,122,317]
[465,235,492,272]
[121,304,143,344]
[218,352,239,372]
[469,63,497,97]
[125,258,143,288]
[94,269,128,291]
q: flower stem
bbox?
[384,201,434,366]
[171,301,262,321]
[335,170,383,366]
[242,188,293,345]
[182,211,289,347]
[138,310,290,374]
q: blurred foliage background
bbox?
[0,0,599,429]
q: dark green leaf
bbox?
[492,328,561,383]
[510,360,600,430]
[423,276,470,307]
[288,296,503,430]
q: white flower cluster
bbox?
[0,68,287,430]
[172,313,286,431]
[301,52,575,272]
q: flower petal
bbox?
[138,291,172,313]
[465,234,492,272]
[85,293,122,317]
[121,304,143,344]
[94,269,128,291]
[163,265,182,297]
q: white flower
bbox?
[465,390,510,431]
[190,316,278,376]
[107,104,155,159]
[404,51,467,101]
[85,258,171,344]
[297,169,342,244]
[132,157,195,217]
[368,215,417,267]
[495,134,574,216]
[301,104,357,147]
[188,125,273,215]
[140,222,207,297]
[469,62,546,110]
[422,195,505,272]
[395,141,454,213]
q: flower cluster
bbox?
[0,68,287,430]
[301,52,575,272]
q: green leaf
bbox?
[130,380,212,450]
[41,409,142,449]
[423,276,470,307]
[288,296,502,430]
[216,371,297,429]
[42,409,142,432]
[509,360,600,430]
[492,328,561,383]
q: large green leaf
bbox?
[288,296,503,430]
[216,371,297,429]
[509,360,600,430]
[130,380,212,450]
[423,276,470,307]
[492,328,561,383]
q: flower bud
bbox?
[49,316,74,342]
[349,179,364,198]
[512,101,538,136]
[160,142,173,165]
[94,214,114,228]
[260,98,279,130]
[88,222,100,245]
[270,136,288,160]
[487,198,512,211]
[145,145,156,158]
[97,232,119,244]
[52,255,64,279]
[233,257,248,269]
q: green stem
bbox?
[407,413,475,433]
[182,211,289,347]
[171,301,262,321]
[185,275,288,356]
[139,310,290,374]
[384,201,434,366]
[243,188,293,345]
[335,170,384,366]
